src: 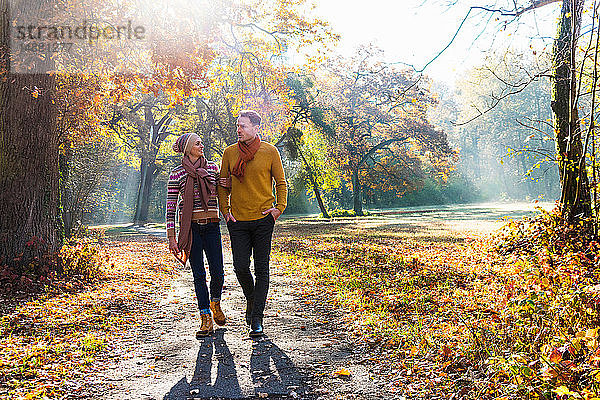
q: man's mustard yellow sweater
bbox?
[218,141,287,221]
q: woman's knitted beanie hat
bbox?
[173,133,200,155]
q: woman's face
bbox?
[188,139,204,158]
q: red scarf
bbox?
[231,135,261,182]
[175,155,214,265]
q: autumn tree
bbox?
[55,73,109,237]
[192,0,337,153]
[61,134,119,236]
[102,42,215,225]
[319,47,455,215]
[279,73,341,218]
[551,0,591,220]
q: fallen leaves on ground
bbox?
[272,218,537,399]
[0,236,177,400]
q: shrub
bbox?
[495,205,595,257]
[57,238,105,281]
[488,206,600,399]
[0,235,105,296]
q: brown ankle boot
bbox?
[196,313,214,338]
[210,300,226,326]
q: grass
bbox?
[272,216,518,398]
[88,223,166,237]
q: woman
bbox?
[166,132,226,338]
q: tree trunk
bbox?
[132,106,172,225]
[140,162,157,222]
[0,0,62,270]
[352,168,363,216]
[59,140,74,237]
[552,0,592,221]
[134,157,158,224]
[312,180,330,218]
[0,69,60,270]
[134,160,147,224]
[287,129,330,218]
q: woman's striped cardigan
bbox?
[165,161,220,238]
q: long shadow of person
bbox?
[163,329,242,400]
[250,336,309,398]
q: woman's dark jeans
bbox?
[189,221,225,312]
[227,214,275,323]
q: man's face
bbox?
[237,116,258,143]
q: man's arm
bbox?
[272,146,287,214]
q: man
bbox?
[218,110,287,337]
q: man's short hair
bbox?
[238,110,262,126]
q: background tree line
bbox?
[77,48,560,227]
[4,0,596,273]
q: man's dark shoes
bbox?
[249,320,264,338]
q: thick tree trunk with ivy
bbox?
[551,0,592,221]
[0,0,61,269]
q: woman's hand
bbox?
[224,212,237,223]
[169,237,180,256]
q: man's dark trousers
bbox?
[227,214,275,324]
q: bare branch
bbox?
[454,71,549,126]
[404,0,560,74]
[472,0,560,17]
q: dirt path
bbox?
[88,225,395,400]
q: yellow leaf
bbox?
[410,345,419,356]
[333,368,351,377]
[553,386,572,396]
[553,385,582,398]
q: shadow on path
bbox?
[163,329,242,400]
[250,336,307,397]
[163,332,309,399]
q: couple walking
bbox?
[165,110,287,338]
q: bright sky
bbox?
[313,0,562,85]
